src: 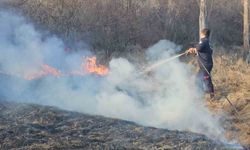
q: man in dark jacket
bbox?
[186,28,214,99]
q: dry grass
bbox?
[206,49,250,146]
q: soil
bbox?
[0,100,234,150]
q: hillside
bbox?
[0,100,239,150]
[0,2,250,149]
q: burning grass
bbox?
[0,47,248,149]
[18,56,109,80]
[84,56,109,76]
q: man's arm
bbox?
[186,39,207,54]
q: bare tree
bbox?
[2,0,246,57]
[199,0,207,38]
[243,0,250,63]
[243,0,249,49]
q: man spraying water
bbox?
[140,29,215,100]
[186,28,215,99]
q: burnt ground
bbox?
[0,100,239,150]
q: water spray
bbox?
[140,52,187,75]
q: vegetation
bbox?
[1,0,245,59]
[0,0,250,147]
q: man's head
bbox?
[200,28,210,38]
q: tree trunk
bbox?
[199,0,207,39]
[243,0,249,49]
[243,0,250,63]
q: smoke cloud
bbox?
[0,10,228,143]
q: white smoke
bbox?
[0,10,227,142]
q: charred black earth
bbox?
[0,100,239,150]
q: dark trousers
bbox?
[196,64,214,93]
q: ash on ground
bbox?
[0,100,239,150]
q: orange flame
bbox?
[84,57,109,76]
[41,64,61,77]
[26,64,61,80]
[22,56,108,80]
